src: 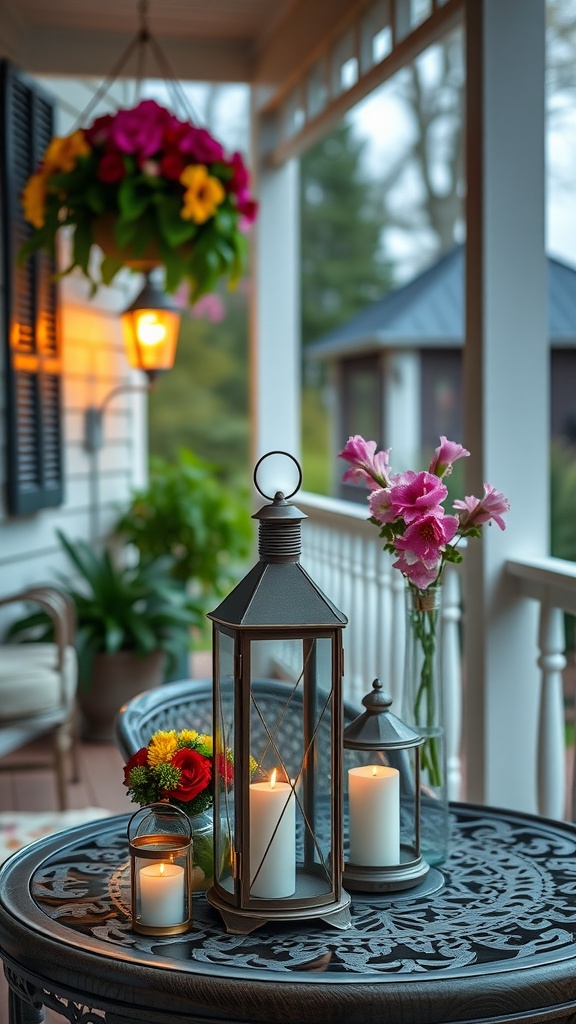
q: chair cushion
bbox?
[0,645,77,719]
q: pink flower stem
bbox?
[410,601,442,789]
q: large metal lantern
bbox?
[343,679,429,892]
[206,452,351,934]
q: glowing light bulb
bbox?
[136,312,167,347]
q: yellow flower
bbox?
[22,172,47,229]
[178,729,199,745]
[147,730,179,766]
[179,164,225,224]
[44,130,90,175]
[197,733,213,754]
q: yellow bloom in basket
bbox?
[22,173,47,229]
[180,164,225,224]
[147,729,179,766]
[44,130,90,175]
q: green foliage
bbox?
[7,531,197,688]
[299,120,393,347]
[550,441,576,651]
[148,292,250,481]
[114,449,252,601]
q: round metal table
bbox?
[2,803,576,1024]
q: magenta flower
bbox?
[395,513,459,562]
[228,151,249,194]
[429,436,470,478]
[454,484,510,531]
[178,126,225,164]
[339,435,391,489]
[385,471,447,524]
[392,552,441,590]
[108,100,171,158]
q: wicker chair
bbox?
[116,677,359,782]
[0,586,79,810]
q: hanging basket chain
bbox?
[70,0,200,132]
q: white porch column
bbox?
[250,155,300,463]
[464,0,547,811]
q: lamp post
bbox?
[206,452,351,935]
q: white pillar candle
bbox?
[250,770,296,898]
[139,861,185,927]
[348,765,400,866]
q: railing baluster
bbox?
[537,601,566,819]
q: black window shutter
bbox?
[0,60,63,515]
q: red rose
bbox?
[97,151,126,184]
[216,752,233,785]
[163,748,211,802]
[160,152,186,181]
[123,747,148,786]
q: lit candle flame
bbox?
[269,768,277,789]
[371,766,378,777]
[159,862,165,876]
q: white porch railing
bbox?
[297,491,576,820]
[506,557,575,820]
[297,491,464,802]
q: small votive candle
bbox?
[139,860,186,927]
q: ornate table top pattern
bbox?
[2,803,576,1024]
[21,803,576,978]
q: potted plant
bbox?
[8,530,199,742]
[19,98,257,299]
[114,449,252,678]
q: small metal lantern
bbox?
[206,452,351,935]
[128,803,193,935]
[343,679,429,892]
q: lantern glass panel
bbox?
[344,745,419,864]
[214,629,235,891]
[249,636,335,899]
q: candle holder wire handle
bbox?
[128,802,194,936]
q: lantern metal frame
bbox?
[343,679,430,893]
[206,452,351,935]
[128,803,193,936]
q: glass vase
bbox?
[401,583,449,866]
[187,808,214,891]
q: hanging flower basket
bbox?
[19,99,258,302]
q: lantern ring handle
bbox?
[253,451,303,501]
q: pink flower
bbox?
[392,552,441,590]
[369,487,394,522]
[178,126,225,164]
[108,100,172,158]
[395,513,459,562]
[96,151,125,184]
[228,151,249,194]
[454,484,510,531]
[385,471,448,524]
[429,436,470,478]
[339,435,391,489]
[236,191,259,226]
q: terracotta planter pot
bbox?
[78,649,166,743]
[92,213,161,271]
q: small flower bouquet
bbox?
[20,98,257,300]
[339,434,510,590]
[340,435,510,863]
[123,728,225,816]
[123,728,233,890]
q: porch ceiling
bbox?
[1,0,300,81]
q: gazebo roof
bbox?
[307,245,576,360]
